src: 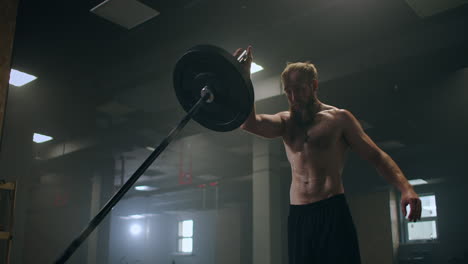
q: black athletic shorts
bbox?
[288,194,361,264]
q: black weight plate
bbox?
[173,44,254,132]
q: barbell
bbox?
[55,44,254,263]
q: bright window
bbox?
[407,220,437,240]
[401,194,438,242]
[178,220,193,253]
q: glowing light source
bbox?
[135,185,157,191]
[179,220,193,237]
[130,224,142,235]
[128,214,145,219]
[251,62,263,74]
[408,179,428,186]
[180,238,193,253]
[146,146,155,151]
[178,220,194,253]
[10,69,37,86]
[33,133,53,143]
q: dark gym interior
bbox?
[1,0,468,263]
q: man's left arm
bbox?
[339,109,422,222]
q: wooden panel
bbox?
[0,231,11,240]
[347,190,396,264]
[0,182,15,190]
[0,0,19,151]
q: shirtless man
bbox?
[235,46,422,264]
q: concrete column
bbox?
[347,189,398,264]
[252,137,284,264]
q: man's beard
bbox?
[289,100,315,126]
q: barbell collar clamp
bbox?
[200,86,214,103]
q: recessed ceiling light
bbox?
[91,0,160,29]
[251,62,263,74]
[128,214,145,219]
[119,214,148,220]
[10,69,37,87]
[33,133,53,143]
[146,146,155,152]
[408,179,428,186]
[135,185,157,191]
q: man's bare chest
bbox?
[284,115,342,153]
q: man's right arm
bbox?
[234,46,285,138]
[240,105,286,139]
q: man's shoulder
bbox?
[320,105,350,116]
[320,106,347,118]
[329,109,362,131]
[321,108,356,127]
[332,108,354,119]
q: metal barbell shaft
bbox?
[54,90,212,264]
[237,49,248,63]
